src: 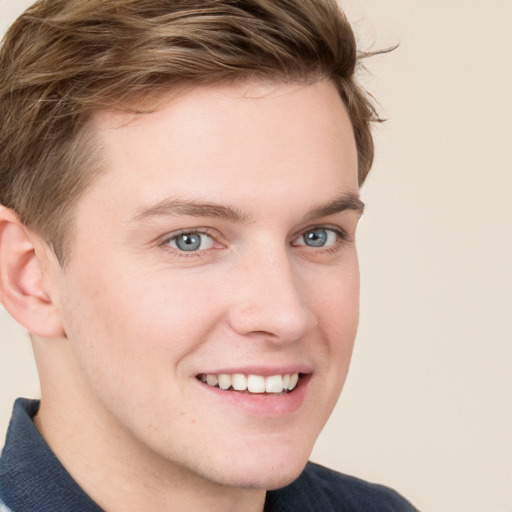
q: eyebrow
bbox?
[130,193,364,223]
[131,198,249,223]
[303,193,365,221]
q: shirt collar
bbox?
[0,398,103,512]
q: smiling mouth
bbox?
[197,373,302,394]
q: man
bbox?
[0,1,416,510]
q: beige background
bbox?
[1,1,511,510]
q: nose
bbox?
[227,249,318,343]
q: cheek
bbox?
[59,263,223,396]
[311,257,360,338]
[310,258,359,392]
[296,263,359,440]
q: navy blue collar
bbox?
[0,398,103,512]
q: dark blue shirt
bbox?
[0,399,417,511]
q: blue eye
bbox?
[167,232,214,252]
[295,228,338,248]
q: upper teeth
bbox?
[201,373,300,394]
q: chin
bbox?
[202,441,312,491]
[256,465,307,491]
[215,462,307,491]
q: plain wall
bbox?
[1,1,511,511]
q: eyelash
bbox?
[159,225,349,258]
[160,228,219,258]
[292,226,349,253]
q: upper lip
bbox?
[196,365,312,377]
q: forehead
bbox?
[83,80,358,220]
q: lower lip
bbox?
[197,374,311,417]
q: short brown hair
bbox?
[0,0,380,262]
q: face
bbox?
[52,80,362,490]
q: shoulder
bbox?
[266,462,417,512]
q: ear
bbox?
[0,206,65,338]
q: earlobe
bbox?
[0,206,65,338]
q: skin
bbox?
[0,79,363,512]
